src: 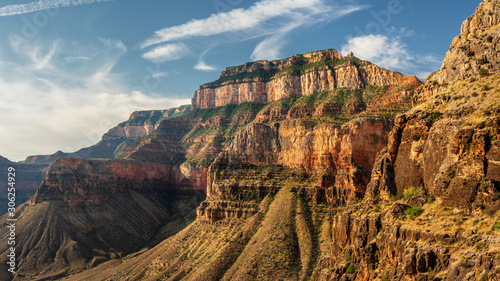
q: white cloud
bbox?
[152,72,169,79]
[65,56,92,62]
[0,39,190,161]
[194,61,217,71]
[142,43,189,63]
[0,0,114,16]
[141,0,364,62]
[341,34,440,79]
[141,0,324,48]
[251,32,288,61]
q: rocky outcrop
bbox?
[367,0,500,214]
[311,202,500,281]
[433,0,500,83]
[31,158,196,205]
[416,0,500,103]
[192,49,415,109]
[207,118,393,207]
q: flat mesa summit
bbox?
[1,1,500,280]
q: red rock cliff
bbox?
[192,49,413,109]
[207,118,393,206]
[31,158,201,207]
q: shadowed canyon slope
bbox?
[4,1,500,280]
[0,158,204,281]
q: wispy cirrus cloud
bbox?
[194,61,217,71]
[0,0,114,17]
[140,0,365,66]
[141,43,190,63]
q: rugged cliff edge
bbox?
[367,0,500,213]
[192,50,416,109]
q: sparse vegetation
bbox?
[479,69,490,77]
[346,264,355,274]
[429,112,442,122]
[346,254,352,262]
[478,57,489,65]
[405,206,423,219]
[403,186,425,201]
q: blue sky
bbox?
[0,0,482,161]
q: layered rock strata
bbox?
[193,50,414,109]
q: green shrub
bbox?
[403,186,425,200]
[345,254,352,262]
[346,265,355,274]
[429,112,442,122]
[405,206,423,219]
[494,221,500,230]
[427,195,435,204]
[480,69,490,77]
[494,192,500,201]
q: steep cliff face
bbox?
[32,158,190,204]
[192,49,415,109]
[367,0,500,214]
[431,0,500,84]
[206,118,393,209]
[312,200,500,281]
[0,158,204,281]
